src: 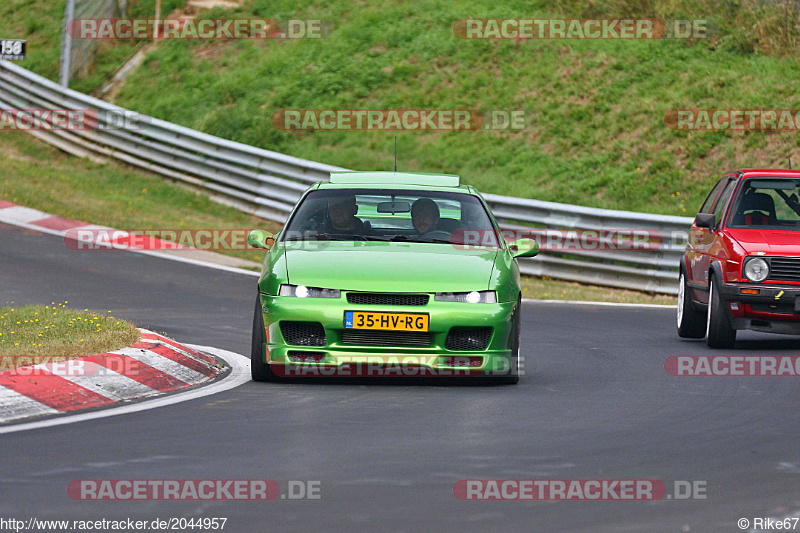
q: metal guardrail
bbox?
[0,60,693,294]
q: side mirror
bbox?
[695,213,716,230]
[508,238,539,258]
[248,229,275,250]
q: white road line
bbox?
[523,299,674,309]
[134,250,260,276]
[0,345,250,434]
[0,385,59,423]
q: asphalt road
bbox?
[2,222,800,533]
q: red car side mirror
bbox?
[695,213,716,230]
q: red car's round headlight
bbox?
[744,257,769,283]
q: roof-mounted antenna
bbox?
[394,136,397,172]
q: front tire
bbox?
[491,299,521,385]
[706,276,736,349]
[677,271,706,339]
[251,294,278,382]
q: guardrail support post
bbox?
[59,0,75,87]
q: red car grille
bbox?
[769,257,800,282]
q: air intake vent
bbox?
[280,321,327,346]
[445,327,492,351]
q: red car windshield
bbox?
[726,178,800,230]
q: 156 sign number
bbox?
[0,40,26,60]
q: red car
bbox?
[678,169,800,348]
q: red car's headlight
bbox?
[743,257,769,283]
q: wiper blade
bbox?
[284,233,366,242]
[313,233,367,241]
[419,238,452,244]
[391,236,451,244]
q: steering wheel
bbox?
[420,230,452,241]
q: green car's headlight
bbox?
[435,290,497,303]
[279,284,340,298]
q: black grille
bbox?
[280,321,326,346]
[346,293,429,306]
[769,257,800,282]
[445,327,493,351]
[340,329,432,347]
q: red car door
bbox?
[687,176,737,303]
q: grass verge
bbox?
[521,276,675,305]
[0,301,141,368]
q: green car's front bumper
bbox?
[258,292,516,377]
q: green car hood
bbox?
[282,241,499,293]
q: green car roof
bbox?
[321,171,475,193]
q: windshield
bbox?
[726,178,800,230]
[281,188,500,246]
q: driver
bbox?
[323,195,364,233]
[411,198,440,235]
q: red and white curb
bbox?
[0,329,227,425]
[0,201,258,276]
[0,200,178,247]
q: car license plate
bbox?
[344,311,429,331]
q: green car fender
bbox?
[491,249,522,304]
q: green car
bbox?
[248,171,538,384]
